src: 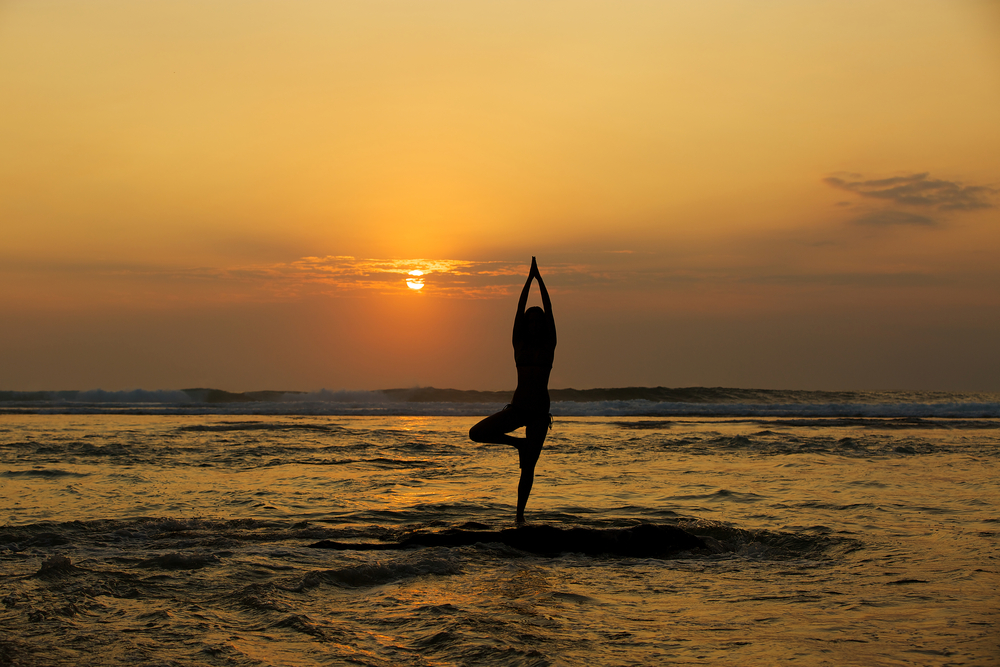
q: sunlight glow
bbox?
[406,270,425,290]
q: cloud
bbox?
[824,173,997,211]
[851,210,938,227]
[208,256,528,298]
[2,253,616,303]
[211,256,618,299]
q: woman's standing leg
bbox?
[515,418,548,523]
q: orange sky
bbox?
[2,0,999,391]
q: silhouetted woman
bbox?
[469,257,556,524]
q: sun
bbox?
[406,270,425,290]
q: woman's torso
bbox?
[511,313,555,411]
[511,365,551,411]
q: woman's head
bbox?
[524,307,545,332]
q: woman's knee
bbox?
[469,420,497,443]
[469,423,487,442]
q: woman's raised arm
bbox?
[534,261,555,345]
[512,259,535,346]
[534,265,552,318]
[516,262,534,317]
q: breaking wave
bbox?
[1,386,998,418]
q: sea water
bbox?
[1,391,997,665]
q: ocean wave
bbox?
[2,386,998,418]
[552,400,1000,419]
[3,399,998,418]
[177,421,341,433]
[1,469,90,478]
[0,389,194,404]
[294,553,463,590]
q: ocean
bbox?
[1,387,997,666]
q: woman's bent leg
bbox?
[469,406,524,445]
[471,406,548,524]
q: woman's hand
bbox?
[530,256,540,278]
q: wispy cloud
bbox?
[5,248,969,310]
[851,210,938,227]
[217,256,531,297]
[824,173,997,211]
[1,254,614,301]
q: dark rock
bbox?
[309,523,706,558]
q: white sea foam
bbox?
[550,400,1000,419]
[3,387,998,417]
[69,389,193,403]
[283,389,395,403]
[5,399,999,418]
